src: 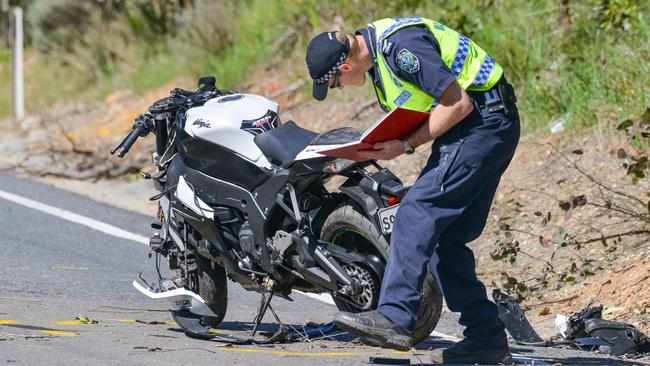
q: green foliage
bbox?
[617,108,650,185]
[488,107,650,301]
[0,49,10,117]
[496,272,530,302]
[0,0,649,129]
[595,0,642,31]
[490,238,520,264]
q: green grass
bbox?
[0,49,10,117]
[1,0,648,134]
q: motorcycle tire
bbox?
[196,256,228,326]
[321,203,443,345]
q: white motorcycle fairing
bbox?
[132,280,219,317]
[184,93,279,169]
[175,175,214,218]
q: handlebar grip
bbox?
[111,127,142,158]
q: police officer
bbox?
[305,17,520,364]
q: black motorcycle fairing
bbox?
[164,158,268,247]
[252,169,290,217]
[178,129,271,191]
[164,159,281,291]
[180,164,267,219]
[338,168,404,220]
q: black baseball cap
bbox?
[305,32,350,101]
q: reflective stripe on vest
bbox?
[472,55,497,87]
[371,17,503,112]
[450,34,470,79]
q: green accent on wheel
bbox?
[329,227,370,244]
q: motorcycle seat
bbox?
[254,121,319,167]
[254,121,363,168]
[311,126,363,145]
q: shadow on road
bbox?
[162,321,647,365]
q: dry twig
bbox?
[267,79,307,99]
[527,295,578,308]
[351,99,379,120]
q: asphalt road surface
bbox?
[0,173,643,365]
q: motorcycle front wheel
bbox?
[190,255,228,326]
[321,203,443,345]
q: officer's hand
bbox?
[358,139,405,161]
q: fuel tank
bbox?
[184,93,279,167]
[181,93,280,189]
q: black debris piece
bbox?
[492,289,545,344]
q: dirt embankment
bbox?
[1,66,648,338]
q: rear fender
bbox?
[339,168,404,219]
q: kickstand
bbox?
[171,277,304,345]
[251,279,284,336]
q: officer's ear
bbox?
[339,62,353,73]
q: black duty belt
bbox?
[469,77,518,117]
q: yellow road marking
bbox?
[109,319,137,324]
[55,320,82,325]
[40,330,78,336]
[214,347,363,357]
[0,320,17,325]
[392,350,412,355]
[106,319,175,325]
[207,328,228,334]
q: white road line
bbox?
[0,188,459,341]
[430,330,461,342]
[0,189,149,245]
[295,291,336,305]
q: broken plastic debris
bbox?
[555,314,570,338]
[369,357,411,365]
[76,315,99,324]
[549,117,566,134]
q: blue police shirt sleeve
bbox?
[384,26,456,101]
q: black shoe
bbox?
[334,310,411,351]
[430,338,512,365]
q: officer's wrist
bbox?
[402,139,415,155]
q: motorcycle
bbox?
[112,76,442,344]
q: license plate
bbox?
[377,205,399,235]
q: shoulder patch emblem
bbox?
[396,48,420,74]
[382,40,394,55]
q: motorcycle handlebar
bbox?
[111,127,142,158]
[111,114,153,158]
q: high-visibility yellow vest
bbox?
[371,17,503,112]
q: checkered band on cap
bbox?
[314,52,348,85]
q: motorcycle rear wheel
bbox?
[321,203,443,345]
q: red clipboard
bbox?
[318,108,430,161]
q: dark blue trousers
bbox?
[377,103,520,346]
